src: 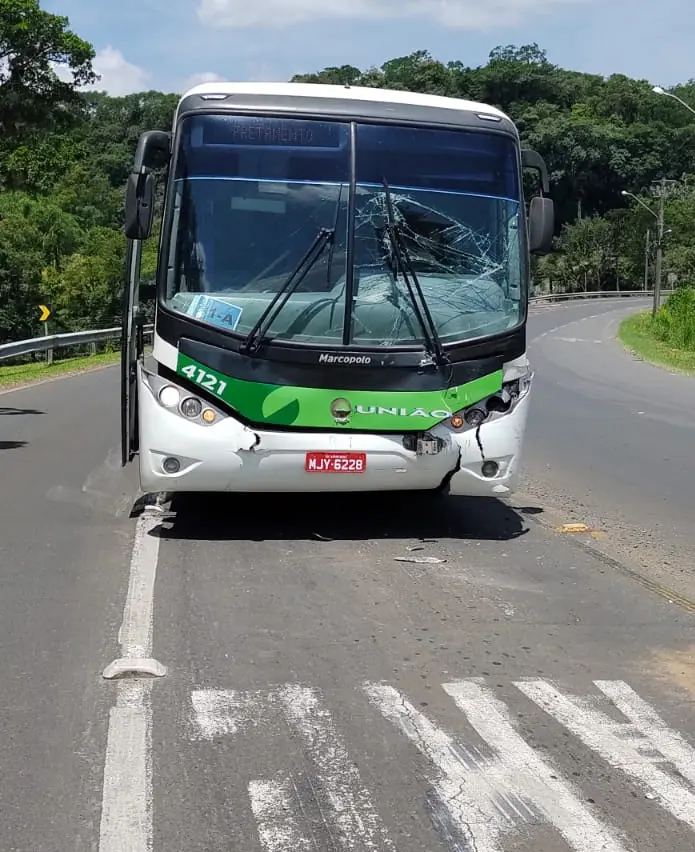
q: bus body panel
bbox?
[136,362,532,495]
[122,84,551,494]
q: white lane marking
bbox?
[191,686,395,850]
[191,688,268,739]
[529,301,648,344]
[444,681,626,851]
[118,510,161,658]
[554,337,603,344]
[594,680,695,787]
[517,679,695,832]
[99,508,163,852]
[278,685,395,851]
[99,681,153,852]
[249,775,315,852]
[365,679,627,852]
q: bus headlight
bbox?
[180,397,203,418]
[143,366,226,427]
[450,374,532,432]
[463,407,488,427]
[158,385,180,408]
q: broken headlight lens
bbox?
[450,376,530,430]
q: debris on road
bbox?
[394,556,446,564]
[557,523,591,534]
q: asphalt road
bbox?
[1,299,695,852]
[522,298,695,599]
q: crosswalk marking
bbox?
[192,688,266,738]
[191,685,395,851]
[594,680,695,786]
[278,684,395,851]
[365,680,628,852]
[517,679,695,832]
[189,678,695,849]
[248,775,314,852]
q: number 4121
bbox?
[180,364,227,396]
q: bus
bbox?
[121,82,554,495]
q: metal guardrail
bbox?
[529,289,672,304]
[0,325,153,363]
[0,291,671,363]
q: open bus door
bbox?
[121,238,143,466]
[120,130,171,467]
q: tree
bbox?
[52,165,123,230]
[43,226,126,330]
[0,205,45,342]
[380,51,453,96]
[292,65,362,86]
[5,37,695,345]
[0,0,96,143]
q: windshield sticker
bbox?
[188,295,243,332]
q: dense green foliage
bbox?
[651,286,695,351]
[619,296,695,375]
[293,47,695,299]
[1,3,694,345]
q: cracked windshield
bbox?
[166,115,523,346]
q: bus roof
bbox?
[176,81,511,123]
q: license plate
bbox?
[305,451,367,473]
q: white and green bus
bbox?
[121,82,554,494]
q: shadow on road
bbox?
[0,440,27,450]
[0,407,44,416]
[159,492,530,543]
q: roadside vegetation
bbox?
[619,288,695,375]
[0,350,120,389]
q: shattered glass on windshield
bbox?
[163,114,525,348]
[349,121,523,346]
[349,187,522,346]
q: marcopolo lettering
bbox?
[318,353,372,365]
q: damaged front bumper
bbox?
[442,387,532,497]
[136,363,533,495]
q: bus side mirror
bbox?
[134,130,171,172]
[125,130,171,240]
[528,196,554,255]
[521,148,550,194]
[125,172,154,240]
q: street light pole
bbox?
[653,180,665,316]
[621,186,672,315]
[651,177,678,314]
[652,86,695,118]
[621,188,659,308]
[644,228,650,292]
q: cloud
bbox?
[89,47,149,95]
[54,47,149,96]
[197,0,588,30]
[183,71,225,91]
[245,61,280,82]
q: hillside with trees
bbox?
[2,1,695,345]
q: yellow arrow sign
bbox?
[39,304,51,322]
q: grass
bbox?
[619,311,695,376]
[0,349,121,389]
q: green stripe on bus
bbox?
[176,353,503,430]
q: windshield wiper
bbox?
[242,227,335,354]
[380,178,447,366]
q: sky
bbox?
[44,0,695,97]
